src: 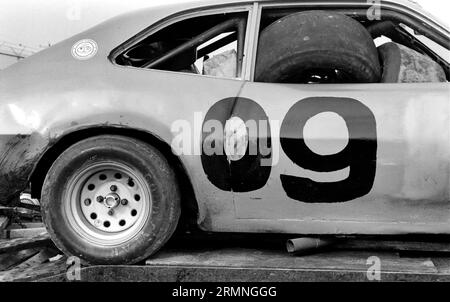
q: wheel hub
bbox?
[103,193,121,209]
[72,166,149,236]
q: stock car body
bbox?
[0,0,449,264]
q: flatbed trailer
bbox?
[42,249,450,282]
[2,224,450,282]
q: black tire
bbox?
[255,11,381,83]
[41,135,181,265]
[378,42,446,83]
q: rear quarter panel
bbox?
[0,30,244,222]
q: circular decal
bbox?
[71,39,98,60]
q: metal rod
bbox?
[143,18,243,69]
[197,32,237,59]
[236,17,247,78]
[0,51,24,59]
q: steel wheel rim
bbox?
[64,161,151,246]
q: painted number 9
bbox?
[280,97,377,203]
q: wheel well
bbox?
[30,127,199,228]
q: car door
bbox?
[230,81,450,234]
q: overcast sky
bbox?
[0,0,448,68]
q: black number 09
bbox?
[201,97,377,203]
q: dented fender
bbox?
[0,133,48,205]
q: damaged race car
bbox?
[0,0,449,264]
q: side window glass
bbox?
[115,12,247,79]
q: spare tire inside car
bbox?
[255,11,381,84]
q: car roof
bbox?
[151,0,423,10]
[123,0,447,32]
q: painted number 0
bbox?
[201,96,377,203]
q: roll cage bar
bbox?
[141,17,247,77]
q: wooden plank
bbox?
[5,228,47,239]
[0,249,40,271]
[146,248,438,274]
[0,216,9,231]
[0,233,51,254]
[0,217,9,239]
[0,257,67,282]
[12,248,59,271]
[8,222,44,229]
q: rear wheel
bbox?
[41,135,181,264]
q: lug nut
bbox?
[84,199,91,206]
[108,209,114,216]
[97,196,104,203]
[121,199,128,206]
[110,185,117,192]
